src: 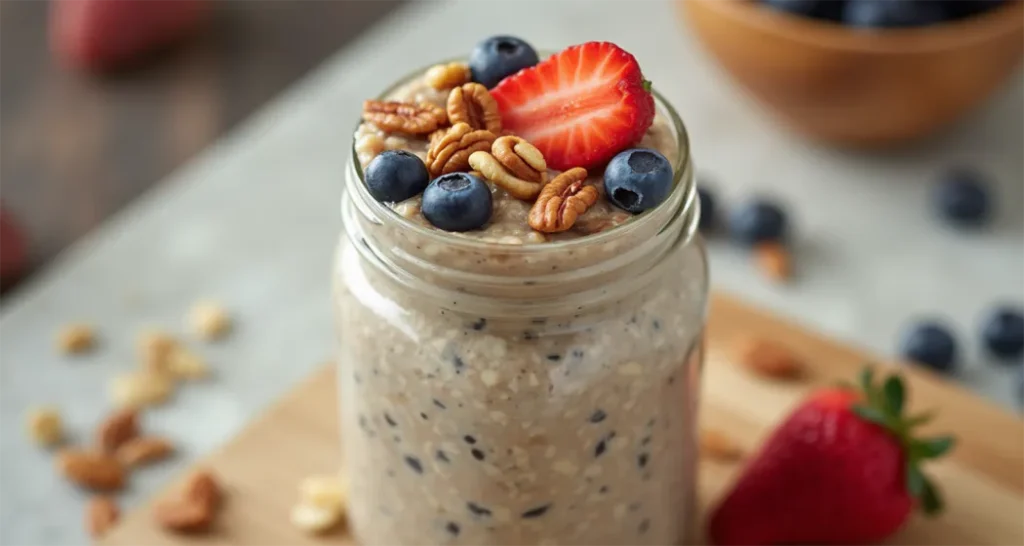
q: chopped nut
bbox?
[56,449,126,492]
[153,469,223,534]
[734,337,804,380]
[26,406,63,447]
[446,83,502,134]
[300,474,347,510]
[188,301,232,341]
[528,168,598,233]
[167,347,210,380]
[492,135,546,183]
[86,496,120,539]
[96,408,139,453]
[755,242,792,282]
[56,324,96,354]
[291,502,344,535]
[425,123,496,177]
[700,429,745,461]
[117,436,175,467]
[362,100,447,134]
[424,62,471,90]
[109,371,174,408]
[138,330,178,374]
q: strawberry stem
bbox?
[642,79,653,93]
[852,366,956,517]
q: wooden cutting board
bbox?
[102,293,1024,546]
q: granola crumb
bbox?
[733,337,804,380]
[26,406,63,447]
[292,473,348,534]
[138,330,179,375]
[56,324,96,355]
[754,242,792,282]
[699,429,745,461]
[188,301,232,341]
[109,371,174,408]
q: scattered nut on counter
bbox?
[153,469,223,534]
[291,473,348,535]
[96,408,139,454]
[26,406,64,447]
[86,496,120,539]
[116,436,175,468]
[167,347,210,380]
[138,330,178,374]
[734,337,805,380]
[56,323,97,355]
[754,242,792,282]
[109,371,174,408]
[188,301,233,341]
[56,449,126,492]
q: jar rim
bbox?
[346,57,693,254]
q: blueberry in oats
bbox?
[604,149,674,214]
[422,173,492,232]
[469,35,539,89]
[365,150,429,203]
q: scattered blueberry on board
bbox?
[729,198,788,245]
[899,321,958,373]
[760,0,1007,26]
[697,185,717,232]
[365,150,430,204]
[469,36,539,89]
[422,173,493,232]
[603,149,674,214]
[981,305,1024,361]
[934,167,992,228]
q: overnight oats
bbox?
[334,37,709,545]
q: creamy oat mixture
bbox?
[353,72,679,244]
[336,54,706,546]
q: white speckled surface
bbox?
[1,1,1021,544]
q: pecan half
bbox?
[528,168,598,233]
[362,100,447,134]
[447,83,502,134]
[492,136,546,183]
[425,122,496,177]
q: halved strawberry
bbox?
[490,42,655,171]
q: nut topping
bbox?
[447,83,502,134]
[424,62,471,90]
[362,100,447,135]
[528,168,598,233]
[492,135,546,183]
[425,122,496,177]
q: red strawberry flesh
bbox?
[490,42,655,171]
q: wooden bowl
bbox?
[680,0,1024,147]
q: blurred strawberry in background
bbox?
[0,207,29,291]
[50,0,210,73]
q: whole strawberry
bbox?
[709,368,955,545]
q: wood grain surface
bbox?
[101,293,1024,546]
[0,1,402,283]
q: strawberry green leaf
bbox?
[918,436,956,459]
[905,411,934,428]
[883,375,905,415]
[642,79,652,93]
[852,404,888,427]
[906,463,925,497]
[920,476,944,516]
[859,367,875,393]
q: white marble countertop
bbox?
[1,1,1021,544]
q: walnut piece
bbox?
[528,168,598,233]
[362,100,447,134]
[447,83,502,134]
[424,62,471,90]
[425,122,496,177]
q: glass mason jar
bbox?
[334,73,708,546]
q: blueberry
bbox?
[981,306,1024,361]
[843,0,949,28]
[422,173,492,232]
[762,0,845,21]
[900,321,958,373]
[469,36,539,89]
[697,185,717,231]
[604,149,674,214]
[364,150,429,203]
[729,198,788,245]
[934,167,992,227]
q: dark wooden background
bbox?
[0,0,403,288]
